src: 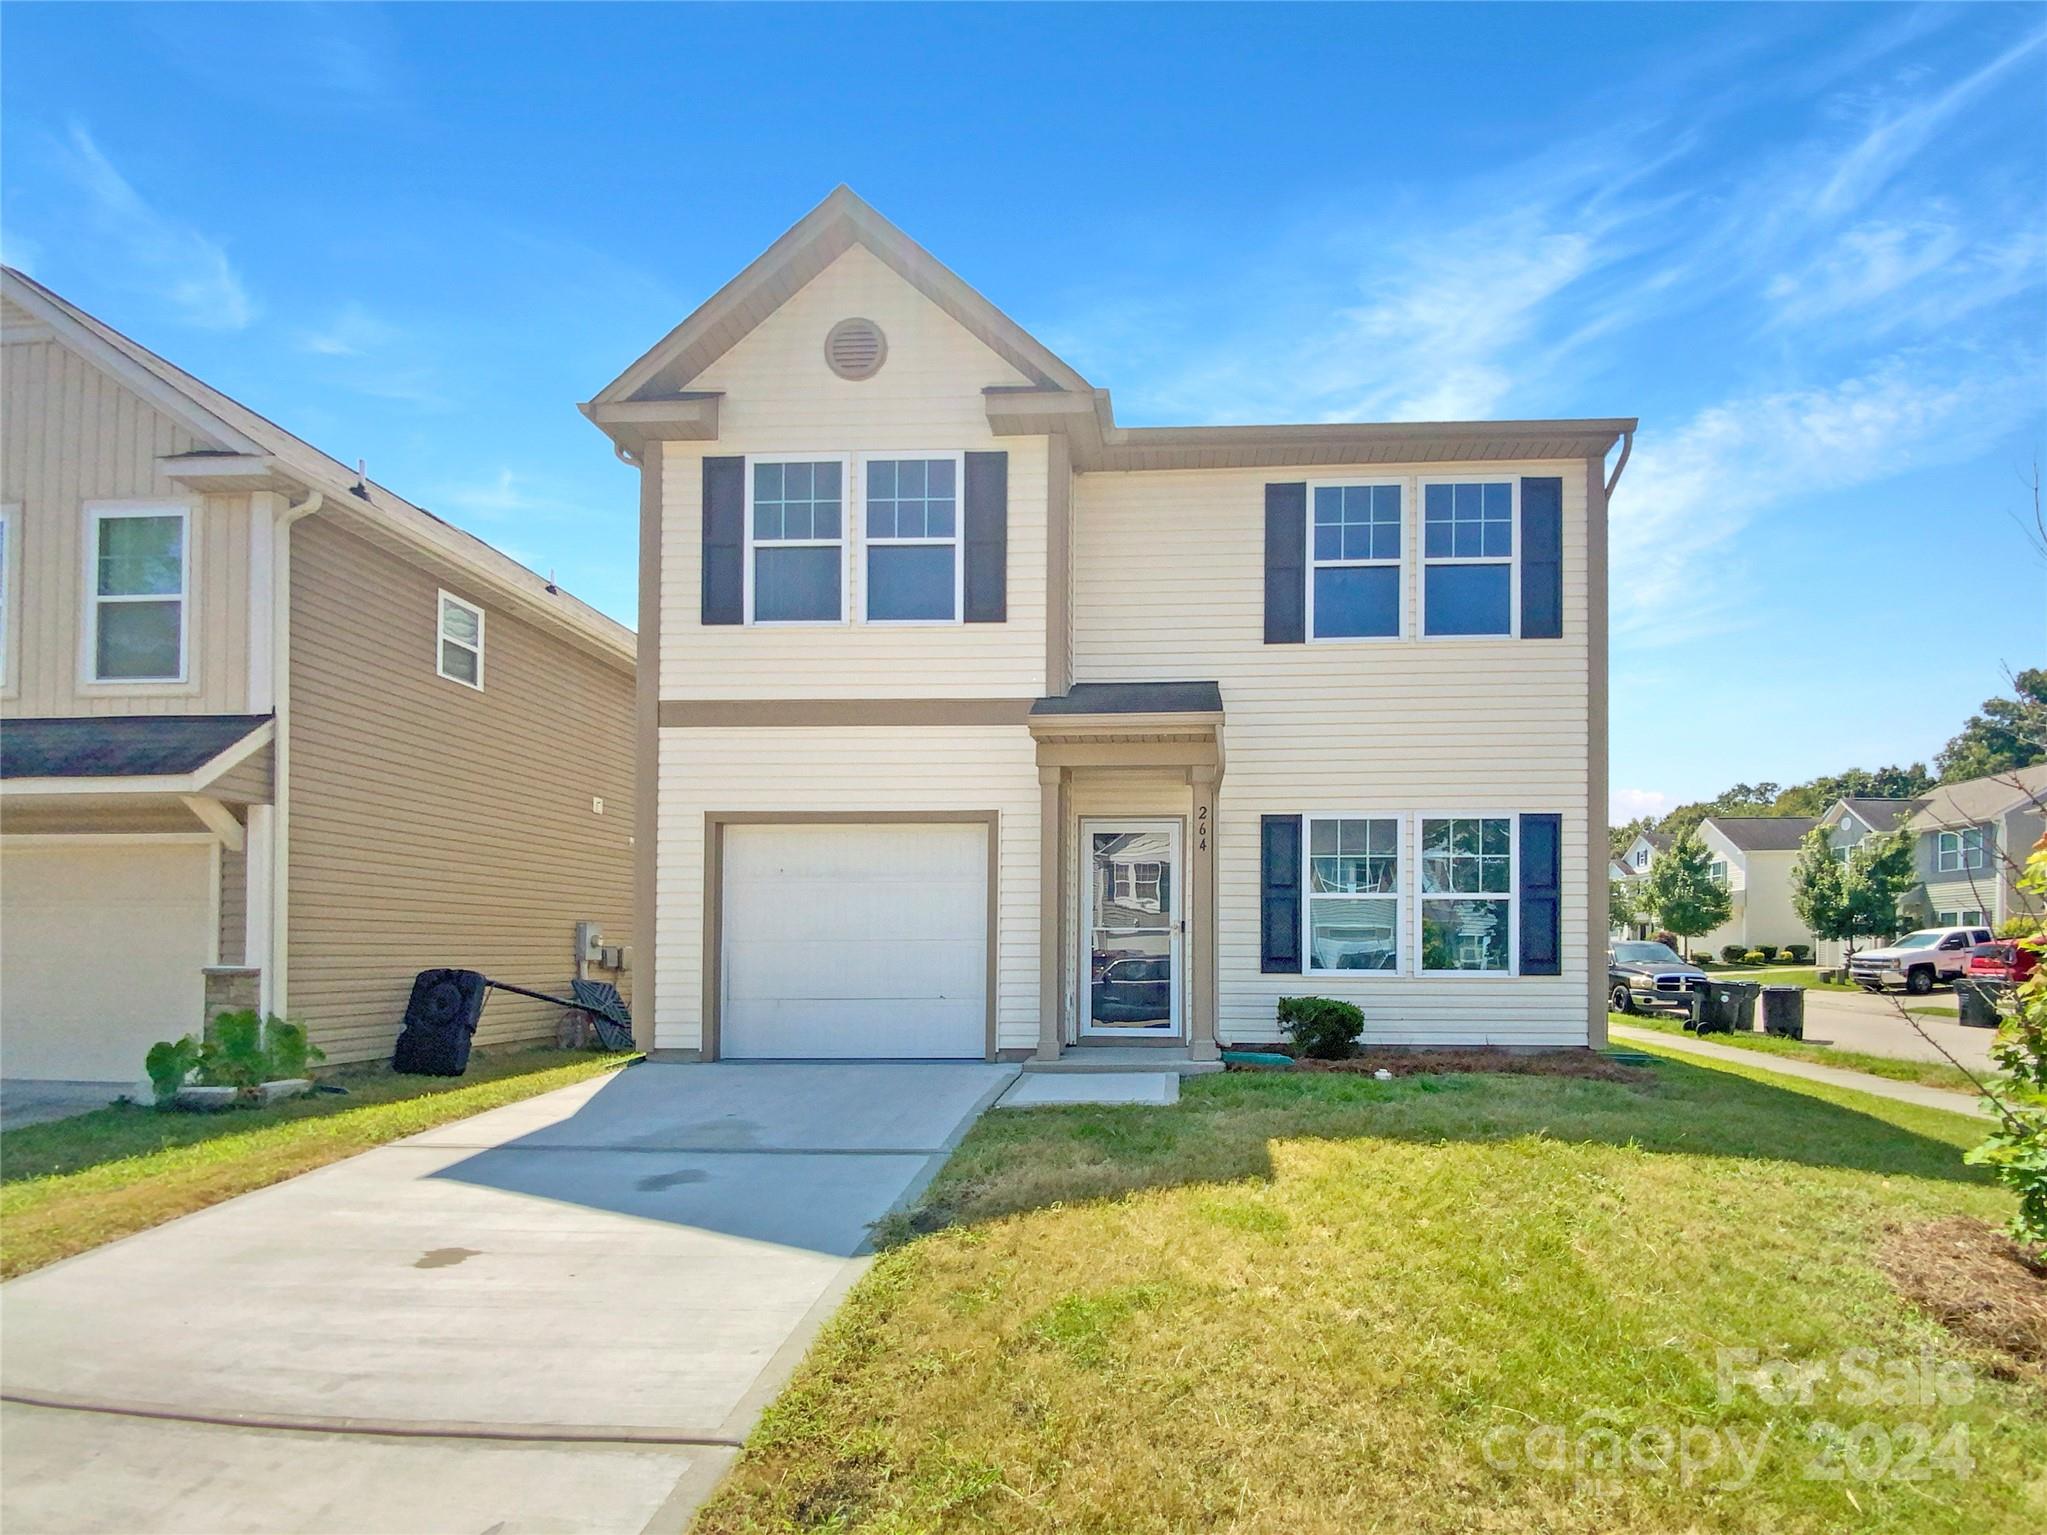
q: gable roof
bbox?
[589,185,1093,407]
[582,189,1635,472]
[1,268,633,669]
[1906,763,2047,833]
[1831,796,1926,834]
[1701,816,1818,852]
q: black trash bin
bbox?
[393,968,488,1075]
[1761,985,1804,1039]
[1956,979,2005,1030]
[1696,980,1762,1034]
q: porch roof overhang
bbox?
[1,715,274,801]
[1028,682,1224,776]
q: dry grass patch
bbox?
[1880,1216,2047,1387]
[1236,1044,1652,1083]
[700,1061,2044,1535]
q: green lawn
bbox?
[695,1057,2039,1535]
[1613,1010,1991,1095]
[0,1047,634,1279]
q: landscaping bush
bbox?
[1754,945,1780,963]
[201,1010,269,1092]
[144,1036,202,1108]
[264,1019,326,1081]
[1784,943,1812,963]
[1742,949,1768,965]
[145,1011,328,1108]
[1276,996,1364,1060]
[1721,945,1749,964]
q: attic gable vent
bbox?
[824,317,887,380]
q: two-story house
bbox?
[0,270,634,1095]
[1689,816,1818,956]
[1895,765,2047,932]
[584,189,1630,1063]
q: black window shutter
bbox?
[1260,814,1303,972]
[702,456,745,625]
[1521,476,1563,639]
[1519,813,1563,975]
[964,451,1008,622]
[1264,482,1307,644]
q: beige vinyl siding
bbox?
[0,335,253,716]
[208,746,274,803]
[218,840,247,966]
[288,516,634,1065]
[1072,462,1594,1045]
[655,724,1041,1054]
[658,245,1049,700]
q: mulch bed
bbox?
[1879,1217,2047,1388]
[1224,1045,1652,1084]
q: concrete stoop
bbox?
[1020,1047,1223,1076]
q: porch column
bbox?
[1189,766,1220,1060]
[1037,766,1065,1060]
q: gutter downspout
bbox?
[269,490,323,1019]
[1605,428,1634,500]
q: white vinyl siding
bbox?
[657,245,1048,699]
[436,591,485,689]
[1073,459,1593,1046]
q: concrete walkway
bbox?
[0,1060,1016,1534]
[0,1080,129,1130]
[1611,1023,1987,1116]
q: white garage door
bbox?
[722,822,987,1059]
[1,840,214,1084]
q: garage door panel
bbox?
[1,842,213,1084]
[722,823,987,1060]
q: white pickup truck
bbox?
[1848,926,1993,994]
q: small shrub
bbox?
[144,1035,202,1107]
[1997,916,2034,940]
[264,1019,325,1081]
[1742,949,1768,965]
[1784,943,1812,963]
[1276,996,1364,1060]
[1721,945,1748,964]
[199,1010,269,1092]
[1754,946,1780,963]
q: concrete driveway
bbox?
[0,1059,1016,1534]
[1796,988,1993,1072]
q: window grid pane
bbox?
[1424,482,1511,562]
[1313,484,1401,563]
[866,457,957,542]
[753,460,842,543]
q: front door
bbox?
[1081,819,1182,1037]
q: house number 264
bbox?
[1197,806,1209,851]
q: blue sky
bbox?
[4,3,2042,817]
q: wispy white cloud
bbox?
[436,468,590,523]
[1612,788,1677,822]
[299,302,400,358]
[52,123,254,329]
[1611,346,2041,645]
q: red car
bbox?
[1966,941,2039,987]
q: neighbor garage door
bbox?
[1,839,214,1083]
[721,821,988,1059]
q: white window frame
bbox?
[0,503,17,699]
[1708,859,1728,885]
[82,500,193,688]
[742,452,852,627]
[1418,476,1519,640]
[436,590,485,690]
[858,450,965,626]
[1303,813,1405,976]
[1306,477,1406,643]
[1936,828,1985,872]
[1415,811,1519,977]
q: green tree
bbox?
[1937,668,2047,783]
[1964,834,2047,1256]
[1609,875,1639,936]
[1839,830,1916,956]
[1789,826,1847,954]
[1638,830,1732,959]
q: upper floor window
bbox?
[1936,828,1985,872]
[1306,815,1400,972]
[1421,480,1514,636]
[1419,815,1514,973]
[437,591,485,689]
[863,455,960,622]
[1309,482,1401,639]
[88,504,188,682]
[747,458,845,623]
[1634,846,1647,869]
[1708,859,1728,885]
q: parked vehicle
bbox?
[1848,926,1993,994]
[1608,941,1708,1014]
[1965,940,2039,989]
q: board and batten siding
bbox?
[0,334,254,717]
[1071,462,1595,1045]
[657,244,1049,701]
[287,516,634,1064]
[655,724,1041,1055]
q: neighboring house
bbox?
[1690,815,1818,956]
[1812,796,1922,965]
[1618,829,1665,878]
[583,188,1631,1062]
[1896,764,2047,932]
[0,270,635,1089]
